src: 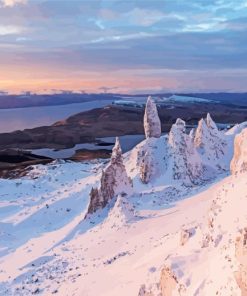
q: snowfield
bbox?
[1,102,247,295]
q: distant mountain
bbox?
[1,97,247,150]
[0,92,247,109]
[0,93,119,109]
[180,92,247,106]
[168,94,214,103]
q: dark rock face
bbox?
[87,187,104,215]
[0,149,52,179]
[100,167,116,205]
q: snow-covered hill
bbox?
[0,97,247,296]
[168,95,214,103]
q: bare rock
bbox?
[201,233,213,248]
[235,228,247,295]
[160,266,186,295]
[180,228,194,246]
[231,128,247,175]
[86,137,132,215]
[87,187,104,215]
[138,285,154,296]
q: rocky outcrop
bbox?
[128,113,230,186]
[230,128,247,174]
[86,137,132,215]
[110,137,122,165]
[144,96,161,139]
[180,228,195,246]
[136,97,162,183]
[138,285,154,296]
[206,113,218,131]
[235,228,247,295]
[168,118,202,184]
[160,266,186,295]
[194,113,226,164]
[87,187,104,215]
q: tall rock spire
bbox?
[194,114,226,163]
[144,96,161,139]
[111,137,122,165]
[194,118,209,150]
[168,118,202,184]
[206,113,218,131]
[86,137,132,216]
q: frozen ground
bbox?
[0,120,247,295]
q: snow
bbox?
[125,114,240,187]
[1,168,246,295]
[168,95,214,103]
[0,113,247,295]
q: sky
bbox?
[0,0,247,94]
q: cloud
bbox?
[0,0,246,92]
[0,0,27,7]
[222,17,247,31]
[16,36,30,41]
[0,25,23,35]
[125,8,168,26]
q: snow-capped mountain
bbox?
[0,97,247,296]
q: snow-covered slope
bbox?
[125,112,242,188]
[0,97,247,296]
[1,160,247,296]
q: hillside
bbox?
[1,99,247,151]
[0,97,247,295]
[0,93,247,109]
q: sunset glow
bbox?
[0,0,247,94]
